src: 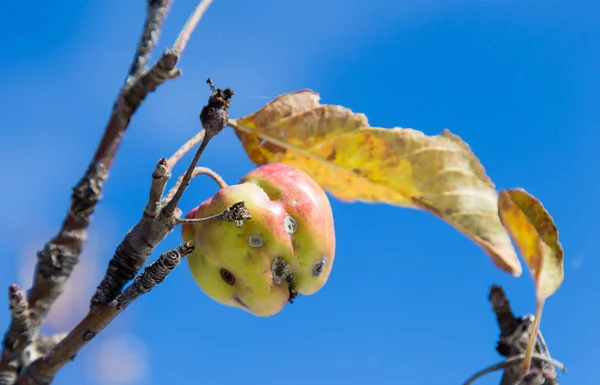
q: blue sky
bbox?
[0,0,598,384]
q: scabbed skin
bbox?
[181,163,336,317]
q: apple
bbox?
[181,163,335,317]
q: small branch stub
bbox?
[0,284,33,383]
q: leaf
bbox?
[229,90,522,276]
[496,189,564,377]
[497,188,564,301]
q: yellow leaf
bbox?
[498,188,564,301]
[229,90,522,276]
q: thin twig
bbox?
[165,166,228,203]
[463,353,567,385]
[127,0,173,80]
[173,0,215,53]
[167,130,206,170]
[16,243,196,385]
[115,242,194,308]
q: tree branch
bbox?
[1,1,220,382]
[114,242,194,308]
[127,0,173,80]
[90,127,219,308]
[173,0,215,53]
[89,78,234,307]
[17,188,250,384]
[24,0,176,339]
[15,243,196,385]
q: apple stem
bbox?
[167,130,206,171]
[164,166,228,205]
[520,300,544,378]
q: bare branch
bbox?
[19,0,218,353]
[16,244,195,385]
[19,191,247,384]
[167,130,206,170]
[0,285,32,384]
[88,165,176,307]
[91,80,233,308]
[24,0,176,340]
[2,2,220,381]
[173,0,215,53]
[115,242,193,308]
[127,0,173,80]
